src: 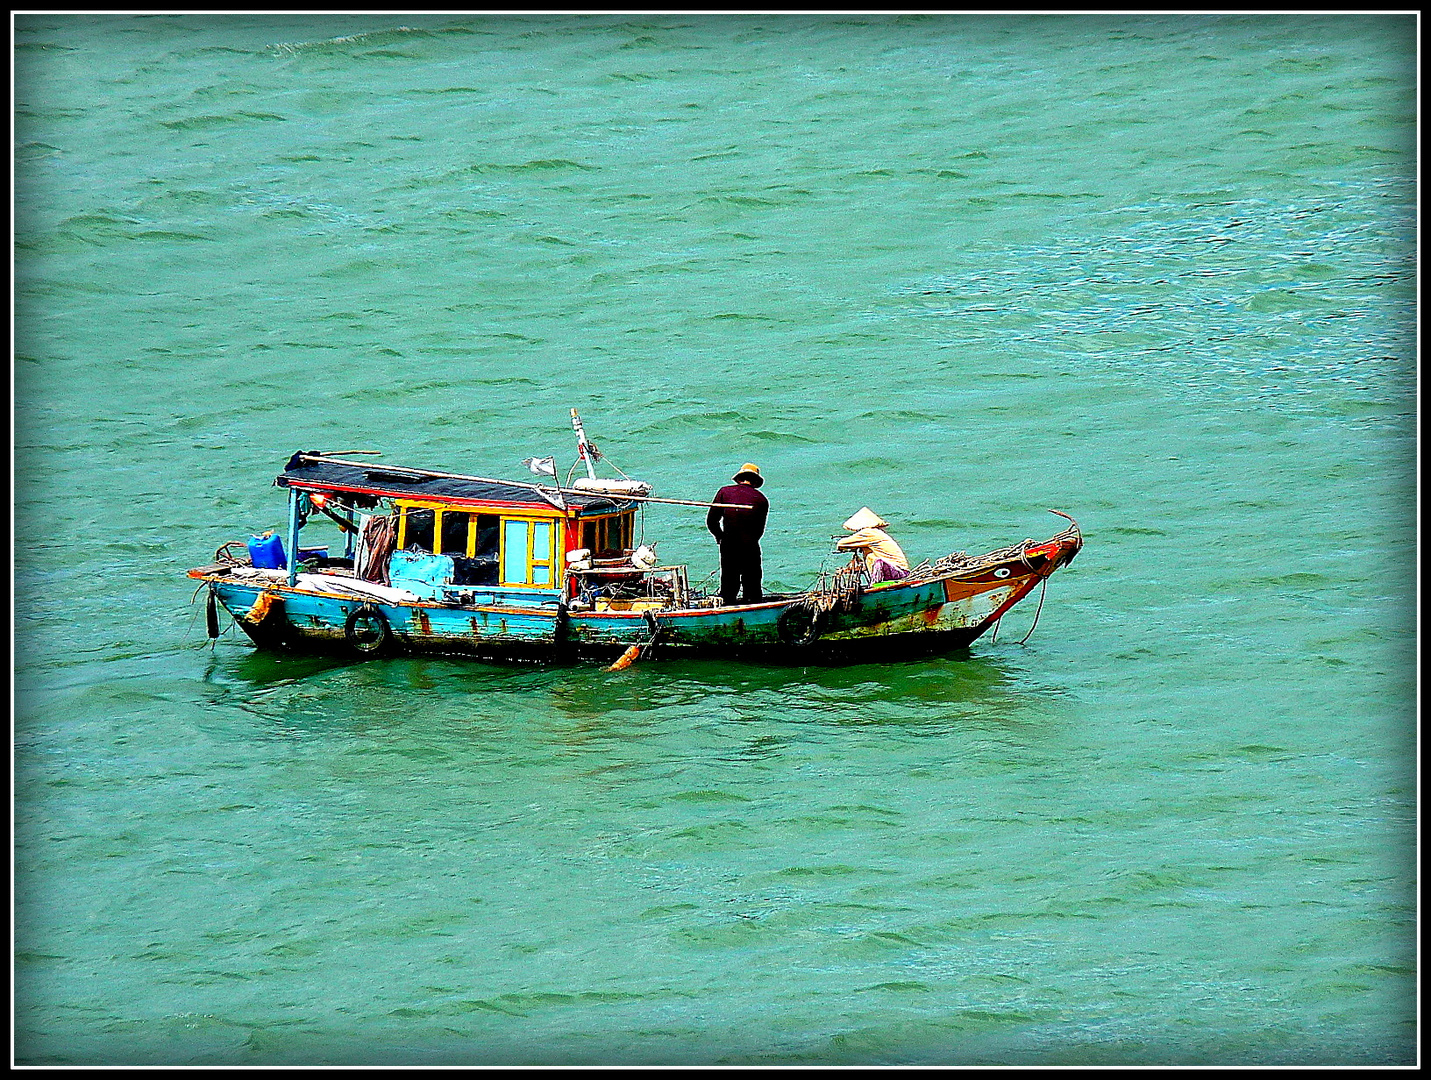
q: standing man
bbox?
[707,463,769,606]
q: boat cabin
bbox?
[273,454,647,607]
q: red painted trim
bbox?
[974,554,1060,630]
[980,579,1039,628]
[285,480,569,514]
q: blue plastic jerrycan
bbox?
[247,532,287,569]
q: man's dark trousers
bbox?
[720,541,762,606]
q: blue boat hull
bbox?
[196,538,1073,664]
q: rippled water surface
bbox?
[14,14,1416,1065]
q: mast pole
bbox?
[570,408,599,481]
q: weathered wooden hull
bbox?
[190,524,1081,666]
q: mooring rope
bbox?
[1018,576,1050,645]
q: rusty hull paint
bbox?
[207,577,562,654]
[204,569,1026,659]
[193,518,1081,663]
[820,580,1022,642]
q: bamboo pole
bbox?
[296,455,746,510]
[622,495,747,509]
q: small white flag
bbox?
[523,456,557,478]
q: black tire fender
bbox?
[777,605,825,647]
[344,603,393,656]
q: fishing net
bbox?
[792,561,865,615]
[794,514,1082,611]
[923,515,1082,578]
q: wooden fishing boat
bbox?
[188,412,1082,665]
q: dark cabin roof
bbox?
[276,455,623,513]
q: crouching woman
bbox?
[835,507,910,583]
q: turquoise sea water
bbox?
[13,14,1417,1065]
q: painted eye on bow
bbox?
[994,567,1011,578]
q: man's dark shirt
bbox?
[707,483,769,546]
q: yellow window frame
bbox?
[396,502,434,552]
[581,510,634,554]
[435,509,477,558]
[395,501,482,557]
[500,517,557,588]
[395,500,567,582]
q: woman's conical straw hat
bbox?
[842,507,888,531]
